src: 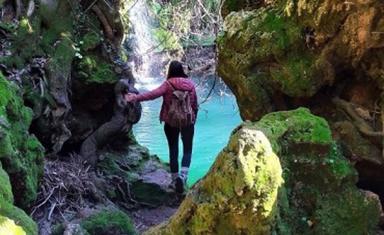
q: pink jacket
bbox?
[134,77,198,124]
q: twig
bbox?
[48,202,57,221]
[84,0,99,13]
[31,185,59,216]
[127,0,139,12]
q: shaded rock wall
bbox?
[1,0,132,155]
[148,108,381,234]
[0,0,138,233]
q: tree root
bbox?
[92,4,114,41]
[381,92,384,159]
[26,0,35,17]
[332,97,383,138]
[15,0,23,19]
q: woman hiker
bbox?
[125,60,198,193]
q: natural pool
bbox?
[133,80,242,185]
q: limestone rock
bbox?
[98,145,177,207]
[147,108,381,234]
[218,0,384,121]
[146,119,283,234]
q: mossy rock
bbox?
[148,108,380,234]
[0,163,37,235]
[0,202,38,235]
[0,215,27,235]
[80,210,136,235]
[0,164,13,204]
[147,124,284,235]
[97,146,176,206]
[252,108,380,234]
[218,8,324,120]
[80,31,102,51]
[77,55,118,84]
[218,0,384,121]
[0,73,45,209]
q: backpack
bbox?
[167,81,195,128]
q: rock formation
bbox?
[218,0,384,207]
[147,108,381,234]
[0,72,43,234]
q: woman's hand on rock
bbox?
[125,93,137,102]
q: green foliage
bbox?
[81,210,136,235]
[146,0,221,50]
[77,55,118,84]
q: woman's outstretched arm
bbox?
[128,82,168,102]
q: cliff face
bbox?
[1,0,130,155]
[147,108,381,234]
[218,0,384,204]
[0,0,137,233]
[218,0,384,121]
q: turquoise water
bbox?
[133,80,242,185]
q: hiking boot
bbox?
[175,176,184,194]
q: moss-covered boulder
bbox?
[0,73,44,209]
[218,0,384,121]
[97,145,177,207]
[0,163,38,235]
[252,108,380,234]
[80,210,136,235]
[146,116,284,234]
[147,108,380,234]
[0,215,26,235]
[0,73,41,234]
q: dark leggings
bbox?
[164,123,194,173]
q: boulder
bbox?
[147,108,381,234]
[98,145,177,207]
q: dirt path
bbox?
[131,206,178,233]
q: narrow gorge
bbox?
[0,0,383,235]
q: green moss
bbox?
[0,73,45,209]
[0,202,37,235]
[314,187,380,235]
[0,165,13,204]
[80,31,102,51]
[77,55,118,84]
[48,35,75,74]
[245,108,380,234]
[251,108,331,151]
[81,210,136,235]
[270,55,319,96]
[0,215,26,235]
[2,17,44,68]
